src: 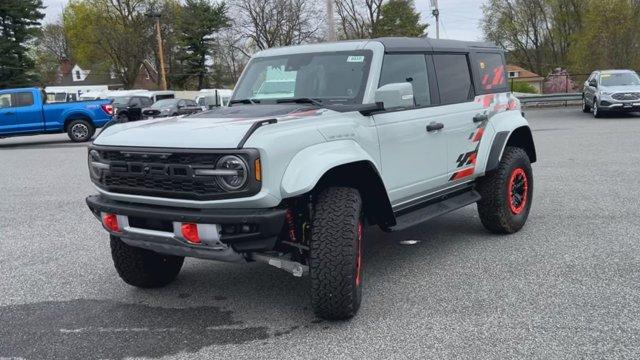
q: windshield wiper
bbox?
[229,98,260,105]
[276,97,324,107]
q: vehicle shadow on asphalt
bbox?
[0,139,91,150]
[0,211,496,359]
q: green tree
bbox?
[0,0,45,88]
[177,0,229,89]
[63,0,155,88]
[374,0,427,37]
[570,0,640,72]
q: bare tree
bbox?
[481,0,587,75]
[212,28,251,85]
[482,0,551,75]
[232,0,322,50]
[334,0,384,39]
[38,22,71,61]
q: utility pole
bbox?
[326,0,336,41]
[149,13,168,90]
[430,0,440,39]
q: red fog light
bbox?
[181,223,200,244]
[102,213,120,232]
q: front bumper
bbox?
[598,99,640,111]
[86,195,286,260]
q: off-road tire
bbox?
[476,146,533,234]
[310,187,364,320]
[66,118,95,142]
[110,235,184,288]
[582,96,591,113]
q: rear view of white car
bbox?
[86,37,536,320]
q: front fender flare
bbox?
[280,140,379,198]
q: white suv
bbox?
[86,37,536,320]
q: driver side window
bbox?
[379,54,430,107]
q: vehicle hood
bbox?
[600,85,640,93]
[94,104,323,149]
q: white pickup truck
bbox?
[86,37,536,320]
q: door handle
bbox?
[3,112,14,116]
[473,113,488,123]
[426,122,444,132]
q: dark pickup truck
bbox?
[0,87,114,142]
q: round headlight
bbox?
[215,155,248,191]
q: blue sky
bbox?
[43,0,485,41]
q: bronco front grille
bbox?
[612,93,640,101]
[91,146,261,200]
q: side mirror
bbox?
[374,83,415,110]
[589,79,598,88]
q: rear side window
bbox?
[379,54,430,107]
[433,54,474,104]
[14,92,34,107]
[474,53,507,92]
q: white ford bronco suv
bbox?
[86,37,536,320]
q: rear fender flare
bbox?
[483,112,536,172]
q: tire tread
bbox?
[110,236,184,288]
[310,187,362,320]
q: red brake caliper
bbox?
[508,168,529,215]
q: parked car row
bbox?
[0,87,233,142]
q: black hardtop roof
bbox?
[374,37,501,53]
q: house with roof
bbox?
[507,65,544,93]
[52,59,160,91]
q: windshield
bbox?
[112,97,130,106]
[232,50,373,105]
[600,72,640,87]
[152,99,179,108]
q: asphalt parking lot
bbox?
[1,107,639,359]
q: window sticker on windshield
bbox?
[347,56,365,63]
[601,74,611,78]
